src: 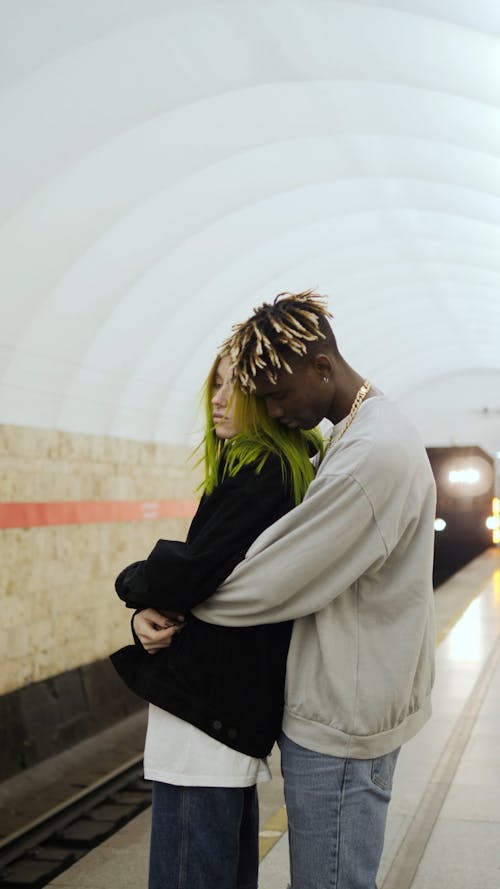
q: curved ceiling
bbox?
[1,0,500,453]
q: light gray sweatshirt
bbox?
[194,396,437,758]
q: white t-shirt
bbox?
[143,705,272,787]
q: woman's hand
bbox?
[133,608,184,654]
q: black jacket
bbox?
[110,455,295,758]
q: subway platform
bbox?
[43,548,500,889]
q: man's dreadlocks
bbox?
[220,290,333,392]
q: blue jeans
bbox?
[279,733,400,889]
[148,781,259,889]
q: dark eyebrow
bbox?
[256,387,283,398]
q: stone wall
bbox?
[0,424,200,696]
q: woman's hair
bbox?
[199,355,324,505]
[220,289,336,392]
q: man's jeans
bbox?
[280,733,400,889]
[148,781,258,889]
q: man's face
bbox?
[253,361,330,429]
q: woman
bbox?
[111,354,323,889]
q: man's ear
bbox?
[313,353,334,380]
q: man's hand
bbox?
[133,608,184,654]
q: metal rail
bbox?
[0,755,150,887]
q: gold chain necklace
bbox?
[325,380,371,453]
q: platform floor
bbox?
[46,548,500,889]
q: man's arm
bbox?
[193,471,388,626]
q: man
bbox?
[142,290,436,889]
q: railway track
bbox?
[0,756,151,888]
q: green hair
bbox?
[198,357,324,505]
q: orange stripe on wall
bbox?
[0,499,198,529]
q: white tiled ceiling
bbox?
[1,0,499,453]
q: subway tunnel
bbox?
[1,2,500,888]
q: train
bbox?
[426,445,498,587]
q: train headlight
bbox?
[434,518,446,531]
[442,456,493,497]
[448,468,480,484]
